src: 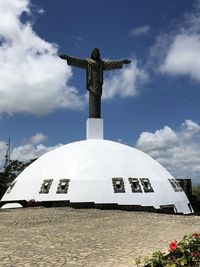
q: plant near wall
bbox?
[135,233,200,267]
[0,159,37,187]
[193,185,200,197]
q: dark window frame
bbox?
[112,177,125,193]
[168,179,179,192]
[140,178,154,193]
[39,179,53,194]
[174,179,183,192]
[56,179,70,194]
[128,178,142,193]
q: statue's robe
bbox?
[65,55,124,118]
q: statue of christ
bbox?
[60,48,131,118]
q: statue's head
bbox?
[91,48,100,60]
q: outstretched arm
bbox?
[123,59,131,64]
[103,59,131,70]
[59,54,87,69]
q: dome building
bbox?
[0,119,193,214]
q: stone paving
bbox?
[0,207,199,267]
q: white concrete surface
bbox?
[1,139,192,214]
[87,118,103,139]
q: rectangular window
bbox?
[112,177,125,193]
[128,178,142,193]
[168,179,179,192]
[39,179,53,194]
[140,178,154,193]
[56,179,70,194]
[174,180,183,192]
[160,204,177,213]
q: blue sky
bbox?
[0,0,200,184]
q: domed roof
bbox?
[1,139,192,214]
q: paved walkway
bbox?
[0,207,199,267]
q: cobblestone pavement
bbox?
[0,207,199,267]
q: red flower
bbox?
[192,233,200,238]
[192,251,200,257]
[169,241,177,251]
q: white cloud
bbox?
[103,59,148,100]
[180,119,200,140]
[136,126,178,152]
[11,143,62,162]
[0,141,8,168]
[0,0,85,116]
[0,0,149,113]
[37,8,45,15]
[129,25,150,37]
[27,132,48,145]
[0,132,62,167]
[30,132,47,144]
[156,1,200,82]
[160,34,200,80]
[136,120,200,183]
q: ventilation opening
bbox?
[168,179,180,192]
[160,204,177,213]
[6,181,17,194]
[39,179,53,194]
[174,180,183,191]
[140,178,154,192]
[56,179,70,194]
[128,178,142,193]
[112,178,125,193]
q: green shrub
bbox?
[135,233,200,267]
[193,185,200,197]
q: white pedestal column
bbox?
[86,118,104,139]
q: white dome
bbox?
[1,139,192,214]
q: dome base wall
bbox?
[0,199,184,214]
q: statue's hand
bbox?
[59,54,68,60]
[123,59,131,64]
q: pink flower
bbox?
[169,241,177,251]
